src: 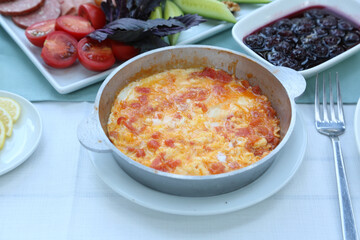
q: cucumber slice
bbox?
[149,5,163,19]
[164,0,183,17]
[173,0,237,23]
[164,0,184,45]
[226,0,271,3]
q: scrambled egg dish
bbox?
[107,68,280,176]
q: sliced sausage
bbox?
[12,0,61,29]
[58,0,75,16]
[0,0,44,16]
[58,0,92,16]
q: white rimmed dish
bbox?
[232,0,360,78]
[88,112,307,216]
[0,91,42,175]
[355,98,360,155]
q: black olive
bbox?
[313,27,328,37]
[304,9,326,19]
[291,48,307,60]
[328,45,345,57]
[266,51,284,64]
[274,41,292,54]
[338,20,353,31]
[344,32,360,46]
[260,27,277,37]
[317,16,337,29]
[330,29,345,37]
[322,36,341,47]
[263,36,281,50]
[244,35,264,49]
[274,18,292,30]
[312,44,329,58]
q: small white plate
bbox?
[0,4,267,94]
[88,113,307,216]
[232,0,360,78]
[0,91,42,175]
[355,98,360,155]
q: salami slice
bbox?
[58,0,75,16]
[0,0,44,16]
[12,0,61,29]
[58,0,92,16]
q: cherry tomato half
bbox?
[55,15,95,40]
[41,31,78,68]
[78,3,106,29]
[111,40,139,61]
[25,19,56,47]
[78,37,115,71]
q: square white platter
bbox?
[0,3,267,94]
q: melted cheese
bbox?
[107,68,280,176]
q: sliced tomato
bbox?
[55,15,95,40]
[78,37,115,71]
[41,31,78,68]
[25,19,56,47]
[78,3,106,29]
[111,40,139,61]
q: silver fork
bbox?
[315,72,358,240]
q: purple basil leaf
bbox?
[130,35,169,52]
[88,28,114,41]
[111,30,148,42]
[89,15,205,43]
[102,0,164,22]
[88,18,147,42]
[125,0,135,16]
[127,0,141,19]
[150,14,206,37]
[132,0,164,20]
[101,0,131,22]
[100,0,111,22]
[117,0,128,19]
[101,0,119,22]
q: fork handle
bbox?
[331,137,358,240]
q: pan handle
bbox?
[77,111,111,153]
[272,66,307,100]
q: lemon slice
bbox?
[0,97,21,122]
[0,107,13,137]
[0,120,5,150]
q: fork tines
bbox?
[315,72,345,123]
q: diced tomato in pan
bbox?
[208,162,225,174]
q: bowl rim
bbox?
[94,45,297,180]
[231,0,360,78]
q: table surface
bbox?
[0,102,360,240]
[0,103,359,240]
[1,1,360,239]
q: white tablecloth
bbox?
[0,102,359,240]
